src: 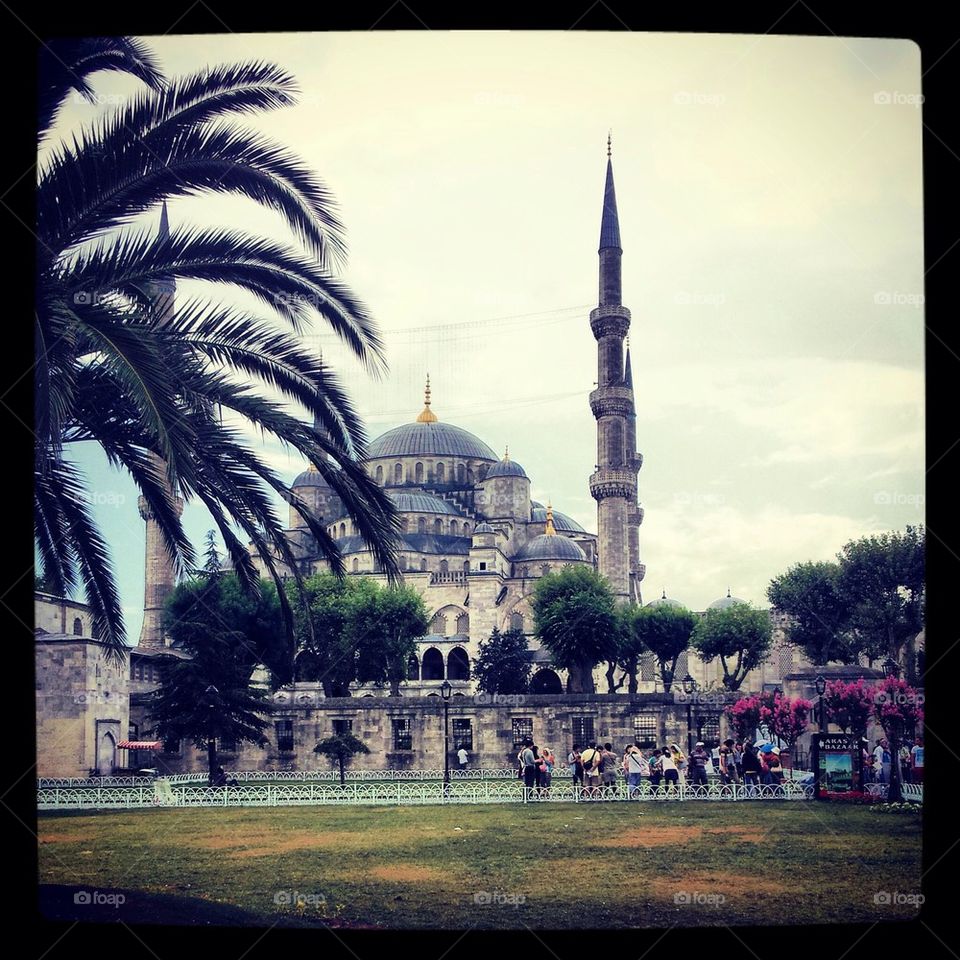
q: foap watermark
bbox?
[473,692,527,705]
[274,890,327,907]
[873,491,924,509]
[873,91,924,107]
[74,890,126,907]
[674,689,728,706]
[674,91,726,106]
[73,490,126,507]
[473,890,526,908]
[874,891,924,907]
[674,291,726,306]
[674,891,726,907]
[874,690,924,707]
[70,92,126,106]
[873,291,924,306]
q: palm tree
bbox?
[36,43,401,655]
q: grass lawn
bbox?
[37,802,922,929]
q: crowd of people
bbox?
[515,737,794,797]
[862,735,923,785]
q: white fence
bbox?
[37,779,816,810]
[865,782,923,803]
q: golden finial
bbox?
[607,130,612,158]
[416,373,438,423]
[545,501,557,536]
[504,445,510,462]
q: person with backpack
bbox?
[568,745,583,787]
[648,748,663,790]
[741,739,761,797]
[580,742,603,798]
[688,742,710,787]
[660,745,679,791]
[624,744,649,799]
[519,737,537,793]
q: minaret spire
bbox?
[545,502,557,536]
[159,200,170,243]
[589,137,643,605]
[416,373,438,423]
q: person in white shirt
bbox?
[873,739,890,785]
[624,744,649,799]
[659,745,679,791]
[457,747,468,770]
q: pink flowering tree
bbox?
[767,693,813,762]
[823,678,874,737]
[725,692,776,741]
[871,676,924,802]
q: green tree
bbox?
[838,526,925,664]
[691,602,772,691]
[314,733,370,784]
[288,574,368,697]
[347,585,430,696]
[626,603,698,693]
[149,577,272,783]
[35,44,401,656]
[166,572,292,688]
[767,561,860,664]
[531,567,618,694]
[613,606,645,694]
[474,628,531,695]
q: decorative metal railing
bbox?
[37,779,816,810]
[865,782,923,803]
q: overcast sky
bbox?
[45,32,924,640]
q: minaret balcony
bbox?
[589,385,635,419]
[589,305,631,340]
[589,469,638,501]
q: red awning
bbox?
[118,740,163,750]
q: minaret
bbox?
[138,201,184,648]
[623,339,644,602]
[588,135,639,604]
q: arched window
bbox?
[72,617,83,636]
[463,560,470,573]
[351,558,359,572]
[519,566,528,579]
[399,555,407,570]
[417,517,426,534]
[510,611,525,633]
[529,669,563,694]
[420,558,427,572]
[394,463,403,484]
[430,612,447,635]
[450,520,458,536]
[463,522,470,535]
[407,655,420,681]
[456,611,470,634]
[415,462,424,483]
[399,516,408,533]
[457,463,465,483]
[422,648,445,681]
[436,462,445,483]
[375,465,383,484]
[433,518,442,534]
[467,466,474,484]
[439,560,449,575]
[339,523,346,539]
[541,564,550,577]
[447,647,470,681]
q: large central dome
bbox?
[366,421,498,461]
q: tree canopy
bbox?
[474,628,531,695]
[691,602,772,691]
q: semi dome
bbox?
[530,504,586,533]
[386,490,464,516]
[484,457,528,479]
[514,534,586,563]
[646,590,684,608]
[708,588,745,610]
[291,464,330,488]
[473,521,496,534]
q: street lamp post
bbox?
[682,674,696,755]
[815,674,827,731]
[882,657,903,803]
[440,680,452,793]
[204,684,220,786]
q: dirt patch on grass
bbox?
[594,826,704,848]
[367,864,445,883]
[648,871,788,901]
[703,826,760,843]
[39,831,99,845]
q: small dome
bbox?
[647,590,683,608]
[530,505,586,533]
[708,588,745,610]
[473,521,496,534]
[514,534,586,562]
[292,464,329,488]
[484,458,528,479]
